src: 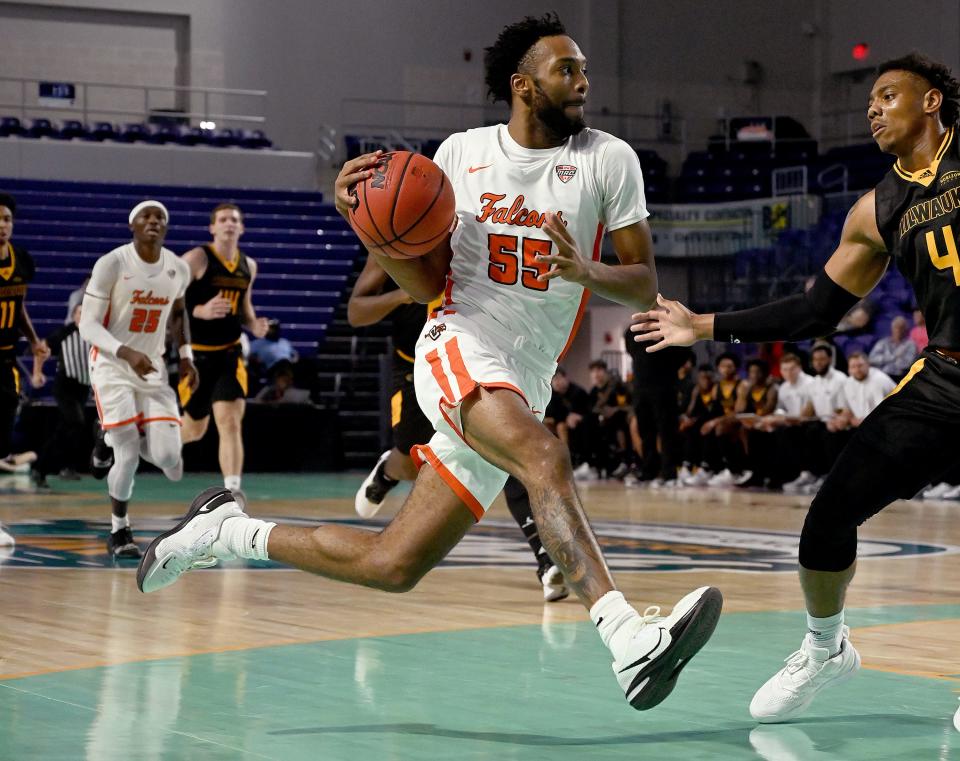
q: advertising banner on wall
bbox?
[648,195,821,257]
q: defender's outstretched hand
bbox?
[630,294,698,352]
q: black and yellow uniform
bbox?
[180,245,251,418]
[800,127,960,572]
[711,378,741,416]
[386,281,435,453]
[746,382,772,414]
[0,243,34,457]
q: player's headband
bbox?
[128,200,169,225]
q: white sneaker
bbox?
[943,484,960,500]
[954,698,960,732]
[707,468,735,487]
[749,626,861,723]
[539,565,569,603]
[800,477,825,496]
[783,471,816,494]
[734,470,755,486]
[683,468,712,486]
[137,486,245,593]
[923,482,953,499]
[355,450,394,519]
[573,462,598,482]
[0,523,13,546]
[678,465,693,483]
[613,586,723,710]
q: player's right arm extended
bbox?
[632,191,890,350]
[79,256,124,357]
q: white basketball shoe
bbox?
[954,698,960,732]
[0,523,13,547]
[750,626,860,723]
[613,586,723,710]
[538,564,569,603]
[355,450,395,519]
[137,486,245,593]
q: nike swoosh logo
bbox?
[618,629,664,673]
[468,164,492,173]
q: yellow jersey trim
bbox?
[894,127,954,187]
[191,339,242,352]
[0,243,15,281]
[210,244,241,275]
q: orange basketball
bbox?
[348,151,456,259]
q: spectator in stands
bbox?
[249,318,298,377]
[586,359,632,478]
[689,352,749,487]
[254,360,310,404]
[736,358,778,487]
[783,344,846,494]
[30,303,91,488]
[544,367,592,477]
[835,351,895,430]
[65,278,88,324]
[623,327,688,486]
[678,363,720,484]
[868,315,917,380]
[910,308,928,352]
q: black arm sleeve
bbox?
[713,269,861,343]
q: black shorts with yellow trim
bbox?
[0,349,19,399]
[853,348,960,473]
[391,357,433,454]
[179,343,248,420]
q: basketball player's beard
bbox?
[532,81,586,141]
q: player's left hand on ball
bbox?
[180,359,199,392]
[334,150,384,220]
[537,213,589,285]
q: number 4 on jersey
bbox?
[487,234,551,291]
[925,224,960,286]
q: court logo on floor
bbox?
[0,518,954,573]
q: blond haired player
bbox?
[80,201,196,558]
[138,13,722,711]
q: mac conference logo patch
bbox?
[555,165,577,183]
[0,518,953,572]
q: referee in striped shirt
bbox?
[31,303,91,488]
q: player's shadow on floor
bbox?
[268,712,942,747]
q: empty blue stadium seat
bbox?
[26,118,57,139]
[240,129,272,149]
[88,121,118,141]
[59,120,88,140]
[0,116,24,137]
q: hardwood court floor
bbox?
[1,472,959,760]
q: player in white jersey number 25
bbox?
[136,13,722,713]
[80,201,196,559]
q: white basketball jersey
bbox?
[432,124,649,360]
[87,243,190,372]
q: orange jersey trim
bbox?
[412,444,483,521]
[102,414,142,430]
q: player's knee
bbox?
[798,489,858,571]
[520,434,572,484]
[373,555,425,593]
[181,417,208,443]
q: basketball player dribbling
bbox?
[349,252,569,601]
[138,13,722,711]
[634,53,960,727]
[80,201,197,557]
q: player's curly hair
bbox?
[484,12,566,104]
[879,52,960,125]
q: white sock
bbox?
[217,516,275,561]
[590,590,641,663]
[224,475,242,492]
[807,610,844,656]
[111,514,130,532]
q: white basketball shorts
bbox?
[411,308,554,520]
[90,353,181,431]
